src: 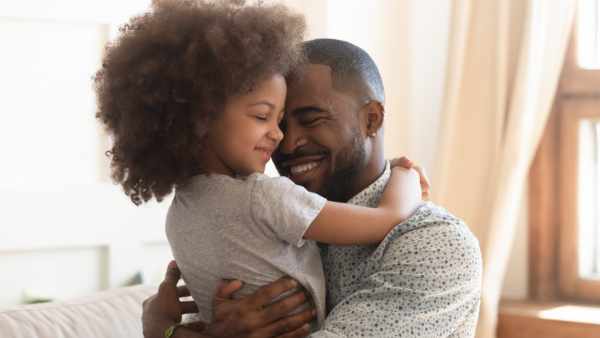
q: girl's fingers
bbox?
[413,165,431,199]
[390,156,413,169]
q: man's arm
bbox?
[313,221,482,337]
[142,261,315,338]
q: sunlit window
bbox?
[577,0,600,69]
[578,119,600,279]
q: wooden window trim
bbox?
[558,99,600,301]
[501,7,600,337]
[529,10,600,304]
[498,300,600,338]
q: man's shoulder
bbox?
[388,202,469,237]
[374,202,481,265]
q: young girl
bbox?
[95,0,423,330]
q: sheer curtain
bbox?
[433,1,576,337]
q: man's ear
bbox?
[362,101,384,137]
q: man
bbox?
[143,39,482,338]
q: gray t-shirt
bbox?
[166,173,328,325]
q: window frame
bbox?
[529,9,600,303]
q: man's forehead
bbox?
[289,64,333,93]
[286,63,335,108]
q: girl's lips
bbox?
[255,147,275,162]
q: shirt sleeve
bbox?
[310,221,482,337]
[250,176,327,247]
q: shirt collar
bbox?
[347,161,391,207]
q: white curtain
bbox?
[433,1,576,337]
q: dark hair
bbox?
[302,38,385,104]
[94,0,305,205]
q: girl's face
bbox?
[201,73,286,176]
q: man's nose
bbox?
[278,126,300,154]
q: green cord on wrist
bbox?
[164,323,182,338]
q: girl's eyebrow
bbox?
[248,101,275,109]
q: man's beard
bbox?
[320,132,366,202]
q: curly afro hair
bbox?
[94,0,306,205]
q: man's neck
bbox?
[345,156,386,201]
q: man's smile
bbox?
[279,154,328,184]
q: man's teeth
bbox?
[290,162,319,175]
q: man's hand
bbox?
[204,277,315,338]
[142,261,203,338]
[142,261,314,338]
[389,156,431,200]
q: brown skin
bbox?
[273,64,386,202]
[143,262,314,338]
[200,74,286,177]
[142,64,430,337]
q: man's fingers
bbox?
[248,277,299,309]
[212,279,244,320]
[177,285,191,298]
[259,291,308,323]
[208,277,303,336]
[275,325,312,338]
[257,307,315,338]
[215,279,243,300]
[203,319,243,337]
[180,300,199,314]
[164,260,181,284]
[182,320,207,332]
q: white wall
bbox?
[0,0,528,307]
[0,1,173,307]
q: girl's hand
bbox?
[389,157,430,200]
[378,157,424,223]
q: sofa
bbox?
[0,285,156,338]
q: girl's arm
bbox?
[303,166,423,245]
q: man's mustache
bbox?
[273,145,328,164]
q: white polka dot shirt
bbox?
[310,163,482,337]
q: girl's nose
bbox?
[269,124,284,143]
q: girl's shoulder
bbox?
[179,173,297,197]
[245,173,297,191]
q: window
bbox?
[530,0,600,302]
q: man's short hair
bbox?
[302,38,385,104]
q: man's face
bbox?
[272,64,367,201]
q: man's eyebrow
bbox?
[290,106,327,116]
[247,101,275,109]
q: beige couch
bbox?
[0,285,156,338]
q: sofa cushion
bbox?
[0,285,156,338]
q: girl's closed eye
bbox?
[249,111,269,121]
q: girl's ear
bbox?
[194,114,211,140]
